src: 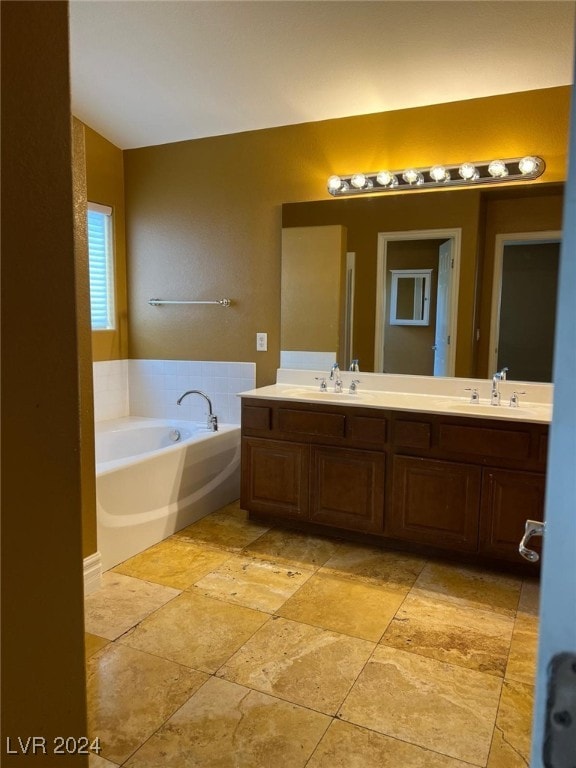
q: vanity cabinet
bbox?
[479,468,546,562]
[389,456,481,552]
[309,446,385,533]
[241,398,548,571]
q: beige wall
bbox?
[1,1,88,762]
[123,87,569,386]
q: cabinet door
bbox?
[389,456,481,551]
[310,446,385,533]
[479,468,545,562]
[241,438,309,520]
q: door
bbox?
[433,239,453,376]
[529,85,576,763]
[375,228,461,376]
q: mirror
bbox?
[281,183,564,381]
[389,270,432,325]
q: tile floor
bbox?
[85,501,539,768]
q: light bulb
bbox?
[519,156,540,175]
[327,175,343,194]
[376,170,398,187]
[351,173,367,189]
[402,169,424,185]
[458,163,479,181]
[430,165,450,183]
[488,160,509,178]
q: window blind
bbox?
[87,202,114,330]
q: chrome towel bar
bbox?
[148,298,232,307]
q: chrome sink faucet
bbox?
[491,367,509,406]
[177,389,218,431]
[330,363,343,393]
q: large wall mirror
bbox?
[281,183,564,382]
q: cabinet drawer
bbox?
[347,415,387,446]
[438,424,530,460]
[394,420,431,449]
[277,408,346,438]
[243,405,271,431]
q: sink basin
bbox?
[433,400,551,419]
[278,387,373,403]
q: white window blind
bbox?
[87,202,115,330]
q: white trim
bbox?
[374,228,461,375]
[87,201,112,216]
[83,551,102,596]
[489,230,562,374]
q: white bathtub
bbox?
[95,417,241,570]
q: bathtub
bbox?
[95,417,241,570]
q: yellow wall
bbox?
[85,125,129,360]
[123,86,569,386]
[281,226,346,353]
[1,2,88,762]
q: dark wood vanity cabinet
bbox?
[309,446,386,533]
[479,468,546,562]
[389,456,481,551]
[241,398,548,571]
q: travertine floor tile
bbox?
[120,590,269,672]
[89,755,120,767]
[84,572,180,640]
[87,643,207,765]
[113,537,233,589]
[518,578,540,617]
[244,527,342,570]
[193,554,311,612]
[174,501,269,551]
[278,572,406,641]
[125,676,330,768]
[218,616,375,715]
[506,614,539,685]
[85,632,109,659]
[338,645,502,766]
[307,720,474,768]
[320,542,426,590]
[411,562,521,616]
[487,679,535,767]
[381,592,514,675]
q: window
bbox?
[87,202,115,330]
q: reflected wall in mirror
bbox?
[490,232,561,382]
[282,183,564,382]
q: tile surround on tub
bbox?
[92,360,255,424]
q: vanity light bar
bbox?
[327,156,545,196]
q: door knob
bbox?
[519,519,545,562]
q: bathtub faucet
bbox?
[176,389,218,431]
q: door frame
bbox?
[374,228,461,375]
[489,230,562,374]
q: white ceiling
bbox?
[69,0,576,150]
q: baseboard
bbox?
[83,551,102,596]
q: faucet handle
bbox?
[349,379,361,394]
[464,387,480,403]
[315,377,327,392]
[509,391,526,408]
